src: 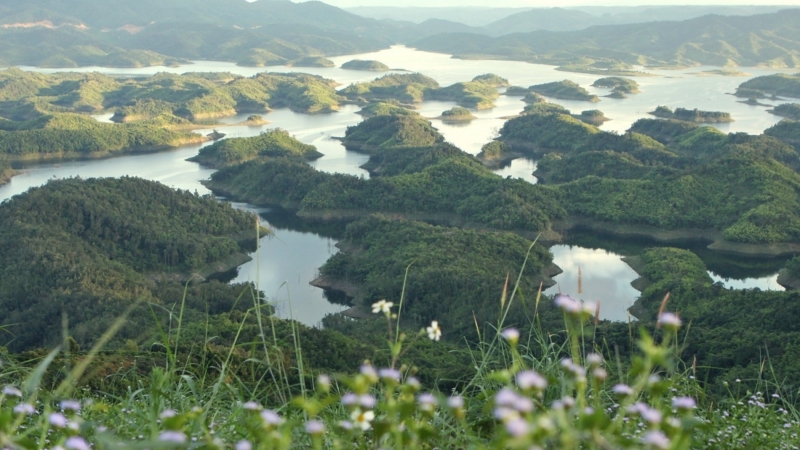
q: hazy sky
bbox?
[320,0,800,6]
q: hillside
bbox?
[0,0,394,67]
[413,9,800,68]
[188,129,323,168]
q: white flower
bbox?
[351,408,375,431]
[158,431,187,443]
[371,300,394,314]
[658,312,682,329]
[426,321,442,341]
[60,400,81,412]
[159,409,177,419]
[642,430,670,449]
[235,441,252,450]
[65,436,90,450]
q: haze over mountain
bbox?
[414,9,800,68]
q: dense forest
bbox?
[735,73,800,98]
[649,106,734,123]
[592,77,640,97]
[527,80,600,102]
[188,129,322,168]
[770,103,800,120]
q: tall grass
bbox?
[1,256,799,449]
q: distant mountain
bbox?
[414,9,800,68]
[345,6,530,27]
[483,5,789,36]
[0,0,395,67]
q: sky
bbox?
[317,0,800,6]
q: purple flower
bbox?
[358,394,376,409]
[379,368,401,381]
[158,431,187,443]
[659,312,682,329]
[49,412,68,428]
[642,430,671,449]
[495,388,520,407]
[514,397,534,413]
[501,328,520,343]
[65,436,90,450]
[418,393,437,411]
[159,409,177,419]
[504,417,530,437]
[672,397,696,410]
[338,420,354,431]
[260,409,283,426]
[305,420,325,435]
[555,294,581,313]
[516,370,547,391]
[341,393,358,406]
[242,401,261,411]
[13,403,35,415]
[60,400,81,412]
[235,440,252,450]
[360,365,378,382]
[612,384,634,396]
[586,353,603,366]
[2,386,22,397]
[447,395,464,409]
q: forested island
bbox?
[341,60,391,71]
[356,101,418,118]
[528,80,600,102]
[592,77,640,98]
[438,106,477,121]
[735,72,800,98]
[649,106,734,123]
[769,103,800,120]
[188,129,323,168]
[287,56,336,68]
[341,73,507,109]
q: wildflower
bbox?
[418,393,437,412]
[341,393,358,406]
[447,395,464,410]
[672,397,697,411]
[235,441,252,450]
[351,408,374,431]
[406,377,421,389]
[65,437,90,450]
[159,409,177,419]
[358,394,376,409]
[371,300,393,314]
[2,386,22,397]
[516,370,547,392]
[379,368,401,381]
[612,384,634,396]
[338,420,354,430]
[14,403,35,415]
[317,374,331,391]
[158,431,187,443]
[360,364,379,383]
[501,328,520,344]
[642,430,671,449]
[592,368,608,382]
[306,420,326,435]
[586,353,603,367]
[49,412,68,428]
[514,397,534,413]
[582,301,598,316]
[495,388,520,407]
[555,294,581,313]
[658,312,682,330]
[628,403,662,424]
[242,401,261,411]
[505,417,530,438]
[60,400,81,412]
[260,410,283,426]
[494,407,520,422]
[426,321,442,341]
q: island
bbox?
[528,80,600,102]
[769,103,800,120]
[341,59,391,71]
[437,106,477,121]
[187,128,323,168]
[341,73,504,109]
[572,109,610,125]
[592,77,640,98]
[286,56,336,68]
[649,106,733,123]
[356,101,419,118]
[476,140,521,168]
[735,73,800,98]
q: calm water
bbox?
[4,46,794,324]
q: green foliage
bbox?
[288,56,335,68]
[429,81,500,109]
[786,255,800,278]
[628,118,699,145]
[321,215,552,336]
[356,101,418,118]
[342,115,443,152]
[471,73,510,87]
[765,119,800,144]
[650,106,733,123]
[479,141,510,159]
[440,106,475,118]
[527,80,600,102]
[189,129,322,168]
[592,76,640,94]
[770,103,800,120]
[0,177,258,350]
[341,60,390,71]
[735,73,800,98]
[341,73,440,104]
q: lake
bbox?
[1,45,791,325]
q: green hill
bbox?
[770,103,800,120]
[649,106,733,123]
[341,60,390,71]
[341,115,444,153]
[356,101,418,118]
[0,176,259,350]
[188,129,323,168]
[735,73,800,98]
[413,9,800,68]
[528,80,600,102]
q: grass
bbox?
[1,246,799,449]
